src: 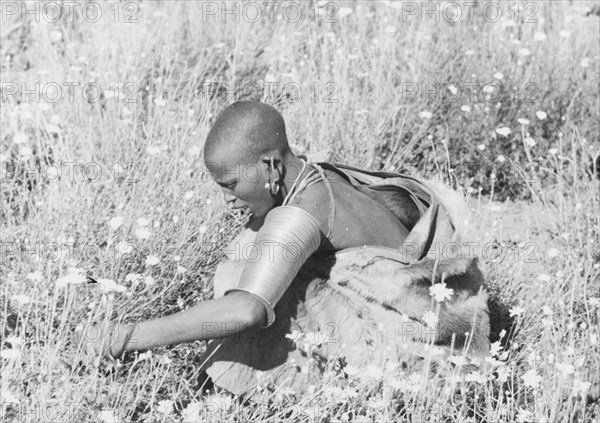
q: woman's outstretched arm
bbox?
[105,291,267,358]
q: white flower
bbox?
[536,111,547,120]
[6,336,22,346]
[26,271,43,282]
[19,146,33,160]
[49,30,62,42]
[483,85,496,96]
[509,305,525,317]
[183,191,195,201]
[176,265,187,274]
[109,217,124,230]
[422,310,438,328]
[304,331,326,346]
[556,362,574,375]
[549,148,558,155]
[134,227,151,240]
[181,401,201,422]
[198,225,208,234]
[580,57,590,68]
[448,355,467,366]
[99,409,119,423]
[362,364,384,380]
[497,155,506,163]
[367,397,387,409]
[477,144,486,151]
[559,30,571,38]
[572,380,591,395]
[443,84,458,95]
[465,49,475,56]
[143,276,155,286]
[114,241,134,256]
[285,329,303,343]
[1,349,21,360]
[113,163,126,176]
[517,118,530,125]
[537,274,551,282]
[542,306,553,315]
[429,282,454,302]
[146,145,161,155]
[14,132,28,144]
[493,72,504,80]
[460,105,471,113]
[136,217,150,227]
[338,6,353,17]
[490,341,503,357]
[383,25,396,35]
[524,135,536,147]
[465,371,487,383]
[547,248,560,257]
[98,278,126,293]
[518,48,531,57]
[344,365,361,376]
[496,127,512,137]
[419,111,432,119]
[153,98,166,107]
[533,32,547,41]
[145,255,160,266]
[138,351,152,360]
[156,400,173,415]
[517,409,532,423]
[497,366,511,383]
[45,124,61,134]
[125,273,142,283]
[55,268,86,288]
[521,369,542,388]
[423,345,446,356]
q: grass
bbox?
[1,1,599,422]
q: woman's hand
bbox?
[73,322,132,360]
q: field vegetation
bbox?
[1,1,599,422]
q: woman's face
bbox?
[207,158,276,218]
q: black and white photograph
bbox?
[1,0,599,421]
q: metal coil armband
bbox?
[224,206,322,327]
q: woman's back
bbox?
[287,164,414,253]
[204,161,491,396]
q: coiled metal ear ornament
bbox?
[262,156,281,196]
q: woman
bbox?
[79,101,490,396]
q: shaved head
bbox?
[204,101,291,164]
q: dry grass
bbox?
[1,1,599,422]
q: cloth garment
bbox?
[201,163,490,396]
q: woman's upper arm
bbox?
[223,206,322,327]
